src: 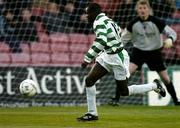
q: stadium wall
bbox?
[0,66,180,107]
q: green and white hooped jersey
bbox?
[84,13,123,63]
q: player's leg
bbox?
[86,62,108,87]
[113,49,166,98]
[109,50,130,105]
[158,70,180,105]
[109,78,129,106]
[85,62,108,115]
[128,79,166,97]
[110,49,161,104]
[115,79,129,96]
[109,49,142,105]
[114,77,166,97]
[147,50,180,105]
[77,62,108,121]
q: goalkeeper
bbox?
[77,3,166,121]
[110,0,180,106]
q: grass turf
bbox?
[0,105,179,128]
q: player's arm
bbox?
[163,25,177,48]
[121,18,135,45]
[82,22,107,68]
[152,16,177,48]
[121,28,132,45]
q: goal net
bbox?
[0,0,179,107]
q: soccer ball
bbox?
[19,79,37,97]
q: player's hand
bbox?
[164,38,173,48]
[81,61,89,68]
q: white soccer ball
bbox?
[19,79,37,97]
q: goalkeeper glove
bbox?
[164,38,173,48]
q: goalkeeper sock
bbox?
[128,82,157,95]
[86,86,98,116]
[165,82,178,104]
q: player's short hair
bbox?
[87,3,102,14]
[135,0,151,9]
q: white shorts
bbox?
[96,49,130,80]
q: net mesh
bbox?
[0,0,179,107]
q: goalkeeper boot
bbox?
[108,98,119,106]
[154,79,166,97]
[175,101,180,106]
[175,102,180,106]
[77,113,98,121]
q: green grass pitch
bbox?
[0,105,180,128]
